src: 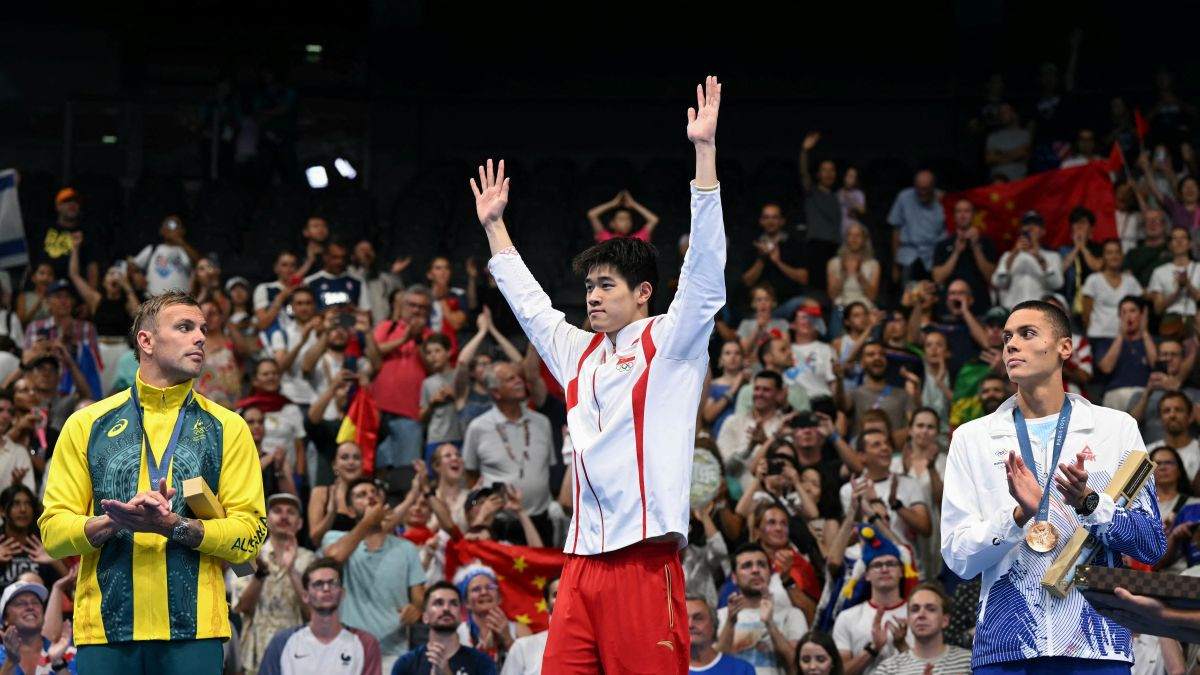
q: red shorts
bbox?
[541,540,688,674]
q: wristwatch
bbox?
[1076,491,1100,517]
[889,499,905,511]
[170,517,192,545]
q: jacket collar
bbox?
[135,371,195,412]
[605,316,655,352]
[986,392,1095,438]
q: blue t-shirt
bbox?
[689,652,757,675]
[392,644,496,675]
[1106,339,1150,390]
[322,531,426,656]
[0,637,77,675]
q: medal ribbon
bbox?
[1012,397,1072,525]
[130,386,194,490]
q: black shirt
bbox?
[754,231,807,302]
[35,223,101,281]
[932,236,996,312]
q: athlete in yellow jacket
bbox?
[39,291,266,673]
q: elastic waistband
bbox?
[571,540,679,564]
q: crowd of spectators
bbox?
[2,63,1200,675]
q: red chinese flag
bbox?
[1106,142,1124,173]
[445,538,566,633]
[1135,109,1149,145]
[335,387,379,475]
[941,162,1116,253]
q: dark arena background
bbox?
[4,2,1200,674]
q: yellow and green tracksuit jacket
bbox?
[38,373,266,645]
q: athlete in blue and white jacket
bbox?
[941,300,1165,673]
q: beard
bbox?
[739,586,763,599]
[431,622,458,635]
[982,396,1003,414]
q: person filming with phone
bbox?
[992,210,1065,310]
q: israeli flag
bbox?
[0,170,28,269]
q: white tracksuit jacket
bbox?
[941,393,1166,670]
[489,182,725,556]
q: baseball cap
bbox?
[47,279,76,297]
[1020,210,1044,226]
[0,581,47,615]
[55,188,79,205]
[225,276,250,293]
[983,306,1009,326]
[267,493,302,511]
[465,486,495,510]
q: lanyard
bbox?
[130,386,194,490]
[1012,397,1072,523]
[494,418,531,480]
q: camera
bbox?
[766,460,785,476]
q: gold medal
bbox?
[1026,520,1059,553]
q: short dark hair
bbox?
[753,370,783,390]
[856,427,890,453]
[346,477,381,504]
[289,286,317,304]
[425,580,461,609]
[909,581,953,614]
[1118,295,1144,313]
[1159,390,1193,417]
[571,237,659,300]
[980,373,1008,391]
[1068,206,1096,226]
[423,333,452,351]
[544,576,560,604]
[301,557,342,590]
[1009,300,1071,340]
[129,290,202,362]
[732,542,770,567]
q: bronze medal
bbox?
[1026,520,1059,553]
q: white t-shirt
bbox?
[134,243,192,296]
[500,630,549,675]
[839,473,927,551]
[832,600,913,675]
[1082,272,1144,339]
[1148,261,1200,316]
[266,625,376,675]
[784,341,837,399]
[715,603,808,675]
[263,404,307,473]
[266,318,319,405]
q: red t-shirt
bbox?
[370,319,431,418]
[594,226,652,243]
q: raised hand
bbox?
[1005,451,1043,523]
[802,131,821,152]
[1055,452,1091,510]
[48,619,72,661]
[470,158,510,228]
[686,75,721,146]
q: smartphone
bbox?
[491,482,507,495]
[36,328,51,341]
[1153,360,1169,374]
[335,312,356,329]
[789,411,816,429]
[767,460,785,476]
[289,274,303,287]
[342,355,358,372]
